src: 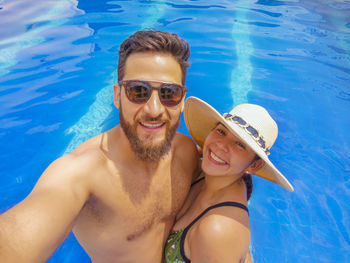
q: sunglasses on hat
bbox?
[119,80,188,107]
[223,113,270,155]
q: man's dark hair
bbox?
[118,30,190,84]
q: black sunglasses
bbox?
[119,80,188,107]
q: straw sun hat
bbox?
[184,97,294,192]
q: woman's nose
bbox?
[215,139,229,153]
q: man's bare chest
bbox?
[80,169,190,238]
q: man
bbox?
[0,30,199,263]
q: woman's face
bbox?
[201,123,257,177]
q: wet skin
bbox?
[0,52,199,263]
[73,52,198,263]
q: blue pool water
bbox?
[1,0,349,262]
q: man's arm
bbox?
[0,153,92,263]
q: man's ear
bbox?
[247,158,265,173]
[114,84,121,109]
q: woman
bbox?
[165,97,294,263]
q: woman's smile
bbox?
[208,149,228,165]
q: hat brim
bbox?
[184,97,294,192]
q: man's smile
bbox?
[139,121,166,133]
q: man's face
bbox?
[114,52,185,162]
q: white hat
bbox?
[184,97,294,192]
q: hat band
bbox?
[223,113,270,155]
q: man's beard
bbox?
[119,107,180,163]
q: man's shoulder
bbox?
[33,134,109,200]
[71,132,103,154]
[173,132,199,160]
[57,133,108,176]
[173,132,197,150]
[172,133,200,179]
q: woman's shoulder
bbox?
[188,210,250,262]
[196,209,250,236]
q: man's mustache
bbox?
[137,114,168,122]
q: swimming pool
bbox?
[0,0,349,262]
